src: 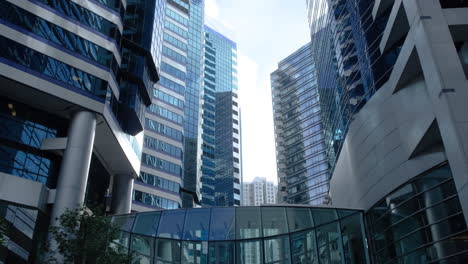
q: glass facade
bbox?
[112,206,368,264]
[200,26,240,207]
[271,43,330,205]
[181,0,205,208]
[306,0,397,173]
[366,163,468,263]
[0,97,66,188]
[0,201,48,264]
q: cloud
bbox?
[205,0,219,19]
[237,51,278,183]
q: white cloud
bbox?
[205,0,219,19]
[237,51,278,183]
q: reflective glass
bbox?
[287,207,314,232]
[133,212,161,237]
[262,207,288,236]
[312,209,338,226]
[291,230,318,264]
[112,215,136,232]
[156,239,181,263]
[183,208,210,240]
[237,240,263,264]
[157,210,186,239]
[209,242,235,264]
[182,241,208,264]
[340,214,368,264]
[236,207,262,239]
[209,208,235,240]
[264,235,291,264]
[131,234,154,258]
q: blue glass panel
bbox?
[157,210,186,239]
[183,208,210,241]
[236,207,262,239]
[311,208,338,226]
[133,212,161,237]
[262,207,288,237]
[209,207,235,240]
[287,207,314,232]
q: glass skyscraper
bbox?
[271,43,329,205]
[201,26,241,206]
[306,0,395,172]
[133,0,206,211]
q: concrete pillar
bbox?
[49,111,96,225]
[110,173,134,214]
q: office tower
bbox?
[132,0,186,212]
[306,0,394,173]
[241,177,277,206]
[201,26,241,206]
[309,0,468,263]
[0,0,164,262]
[271,43,330,205]
[181,0,205,208]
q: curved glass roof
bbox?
[112,205,361,241]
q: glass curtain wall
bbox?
[112,206,369,264]
[366,163,468,263]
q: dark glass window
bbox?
[236,207,262,239]
[209,207,235,240]
[366,163,468,263]
[0,36,108,100]
[145,118,183,142]
[156,239,181,263]
[132,212,161,237]
[142,153,182,177]
[262,207,288,236]
[183,208,210,240]
[157,210,186,239]
[209,242,235,264]
[287,207,314,232]
[0,98,66,188]
[35,0,122,42]
[0,1,118,75]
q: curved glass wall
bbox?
[112,206,369,264]
[366,163,468,263]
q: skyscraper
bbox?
[271,43,329,205]
[0,0,164,262]
[241,177,277,206]
[132,0,206,211]
[132,0,189,212]
[201,26,241,206]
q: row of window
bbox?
[161,62,186,81]
[166,7,188,26]
[287,163,329,185]
[283,112,321,139]
[142,153,182,177]
[165,20,187,38]
[1,2,118,75]
[148,104,183,125]
[133,190,179,209]
[138,171,180,193]
[163,33,187,52]
[145,118,183,142]
[35,0,121,41]
[285,122,322,147]
[284,105,320,129]
[162,45,186,65]
[171,0,189,9]
[159,76,185,94]
[144,135,182,159]
[153,89,184,108]
[0,36,108,100]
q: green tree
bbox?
[0,217,7,246]
[49,206,133,264]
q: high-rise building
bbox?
[131,0,187,212]
[306,0,395,172]
[181,0,205,208]
[241,177,277,206]
[271,43,329,205]
[132,0,206,211]
[200,26,241,206]
[0,0,164,262]
[309,0,468,263]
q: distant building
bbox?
[242,177,277,206]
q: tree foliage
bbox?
[49,206,132,264]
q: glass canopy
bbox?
[112,205,369,264]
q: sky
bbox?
[204,0,311,183]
